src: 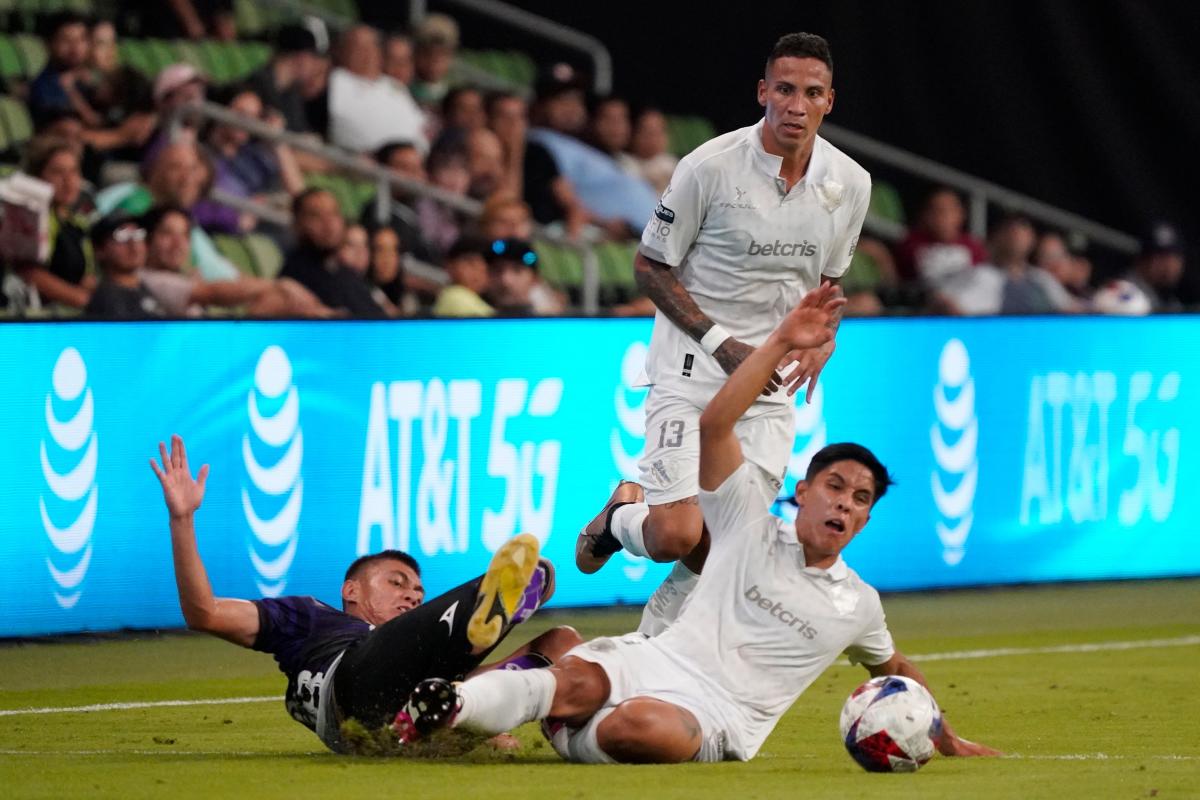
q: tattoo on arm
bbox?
[820,276,845,335]
[660,496,700,509]
[637,255,715,342]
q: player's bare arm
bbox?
[635,250,782,394]
[781,276,844,402]
[699,283,844,491]
[150,434,260,648]
[866,650,1001,757]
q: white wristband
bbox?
[700,324,731,356]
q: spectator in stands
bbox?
[27,13,95,127]
[366,224,405,315]
[1034,232,1092,306]
[197,87,305,233]
[486,238,544,316]
[479,193,534,240]
[624,107,678,195]
[466,127,508,201]
[248,24,327,135]
[433,236,493,318]
[532,64,589,139]
[442,86,488,133]
[142,63,209,166]
[86,21,155,141]
[12,137,94,310]
[411,14,460,109]
[338,224,370,275]
[279,188,386,318]
[97,139,242,283]
[384,34,416,87]
[487,91,588,237]
[895,187,988,287]
[589,96,632,162]
[84,212,163,319]
[328,25,428,155]
[140,204,329,317]
[362,140,438,266]
[416,141,471,256]
[1121,222,1190,313]
[934,214,1075,316]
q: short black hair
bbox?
[43,11,89,41]
[805,442,893,503]
[141,205,192,237]
[343,550,421,583]
[375,140,418,165]
[292,187,332,217]
[767,32,833,74]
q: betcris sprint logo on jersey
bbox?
[747,239,818,258]
[243,346,304,597]
[40,347,98,610]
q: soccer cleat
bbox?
[575,481,644,574]
[394,678,461,744]
[468,533,542,650]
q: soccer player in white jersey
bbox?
[397,286,999,763]
[575,33,872,636]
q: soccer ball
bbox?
[839,675,942,772]
[1092,279,1152,316]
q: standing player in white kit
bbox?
[576,32,872,635]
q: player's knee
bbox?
[597,699,701,763]
[531,626,584,663]
[549,657,609,721]
[644,506,703,562]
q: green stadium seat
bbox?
[666,115,716,158]
[145,39,178,75]
[233,0,267,37]
[0,38,23,81]
[171,41,208,74]
[533,240,583,296]
[0,95,33,149]
[244,233,283,279]
[213,234,258,277]
[868,180,906,226]
[596,240,639,305]
[13,34,46,78]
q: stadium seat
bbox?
[534,240,584,299]
[12,34,46,78]
[0,94,33,149]
[666,115,716,158]
[869,180,906,226]
[244,233,283,279]
[0,37,23,82]
[596,240,638,305]
[213,234,258,277]
[303,173,375,219]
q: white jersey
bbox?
[652,462,894,760]
[638,121,870,404]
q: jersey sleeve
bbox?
[251,596,311,655]
[821,177,871,279]
[638,158,706,268]
[844,586,895,666]
[698,461,770,545]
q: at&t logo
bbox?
[243,346,303,597]
[610,341,649,581]
[40,347,97,609]
[774,382,827,522]
[931,339,977,566]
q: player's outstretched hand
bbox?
[776,283,845,403]
[149,434,210,520]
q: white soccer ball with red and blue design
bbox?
[839,675,942,772]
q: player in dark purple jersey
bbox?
[151,434,580,752]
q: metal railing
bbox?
[173,101,601,311]
[408,0,613,94]
[820,122,1139,255]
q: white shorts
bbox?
[565,633,740,762]
[638,386,794,506]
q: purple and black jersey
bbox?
[251,596,371,731]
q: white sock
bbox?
[453,668,556,735]
[637,561,701,637]
[566,707,618,764]
[610,502,650,558]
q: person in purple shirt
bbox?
[150,434,579,752]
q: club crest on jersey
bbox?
[655,203,676,224]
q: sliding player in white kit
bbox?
[575,33,872,636]
[398,286,999,763]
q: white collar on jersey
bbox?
[749,118,829,189]
[800,552,850,583]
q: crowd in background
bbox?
[0,6,1194,320]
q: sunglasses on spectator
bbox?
[112,227,147,244]
[489,239,538,267]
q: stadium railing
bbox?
[172,100,606,311]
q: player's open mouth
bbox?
[783,122,805,133]
[824,519,846,533]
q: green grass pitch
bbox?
[2,579,1198,799]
